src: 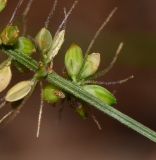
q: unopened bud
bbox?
[65,44,83,81]
[43,85,65,104]
[35,27,52,54]
[80,53,100,79]
[83,85,116,106]
[15,36,36,56]
[1,25,19,45]
[5,80,33,102]
[0,0,7,12]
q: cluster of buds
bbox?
[64,44,117,118]
[0,26,65,105]
[0,0,127,136]
[0,25,36,94]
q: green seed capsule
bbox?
[65,44,83,81]
[35,27,52,54]
[80,53,100,79]
[1,25,19,46]
[83,85,116,106]
[0,60,12,93]
[0,0,7,12]
[15,36,36,56]
[43,85,65,104]
[5,80,33,102]
[47,30,65,63]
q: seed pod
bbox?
[80,53,100,79]
[43,85,65,104]
[0,60,12,93]
[83,85,116,106]
[47,30,65,63]
[5,80,33,102]
[65,44,83,81]
[35,27,52,54]
[0,0,7,12]
[15,36,36,56]
[1,25,19,46]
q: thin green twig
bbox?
[2,49,156,143]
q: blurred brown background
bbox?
[0,0,156,159]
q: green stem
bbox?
[3,49,156,143]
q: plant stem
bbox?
[3,49,156,143]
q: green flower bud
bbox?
[65,44,83,81]
[43,85,65,104]
[83,85,116,106]
[47,30,65,63]
[1,25,19,46]
[0,59,12,93]
[80,53,100,79]
[35,27,52,54]
[5,80,33,102]
[0,0,7,12]
[15,36,36,56]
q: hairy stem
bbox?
[2,49,156,143]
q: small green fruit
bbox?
[15,36,36,56]
[65,44,83,81]
[83,85,116,106]
[35,27,52,54]
[43,85,65,104]
[80,53,100,79]
[1,25,19,46]
[0,0,7,12]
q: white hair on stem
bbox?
[85,7,118,56]
[8,0,25,25]
[92,42,124,79]
[22,0,35,34]
[0,101,6,110]
[0,111,13,124]
[85,75,134,85]
[55,0,78,36]
[36,82,44,138]
[77,7,117,78]
[44,0,58,28]
[91,114,102,130]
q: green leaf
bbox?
[5,80,33,102]
[83,85,116,106]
